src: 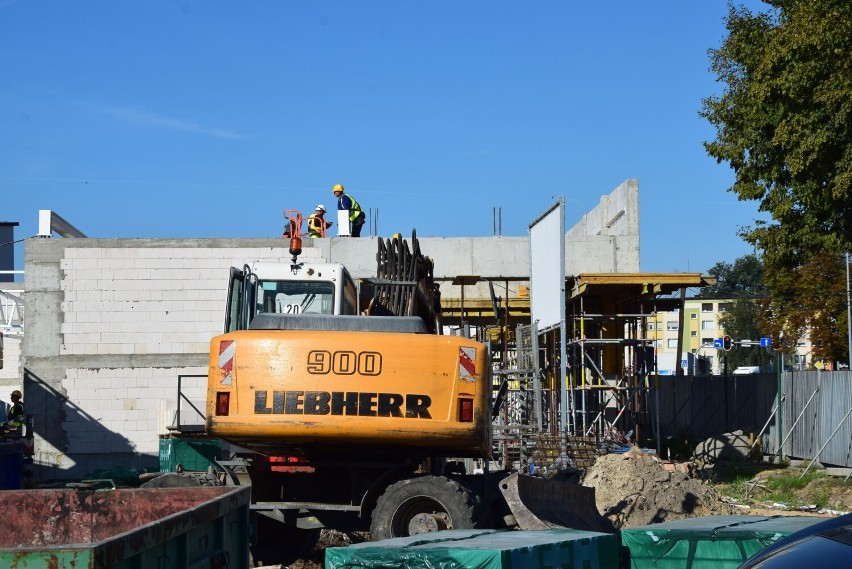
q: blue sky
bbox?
[1,1,769,277]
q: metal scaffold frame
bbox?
[488,273,716,472]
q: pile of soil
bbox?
[582,447,736,529]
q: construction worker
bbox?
[307,204,333,238]
[332,183,366,237]
[3,389,23,436]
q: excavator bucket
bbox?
[498,472,614,533]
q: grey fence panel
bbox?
[654,375,776,442]
[775,373,821,460]
[652,372,852,467]
[655,376,692,437]
[759,371,852,468]
[726,374,776,434]
[818,376,852,467]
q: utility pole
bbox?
[846,252,851,368]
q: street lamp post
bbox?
[846,252,851,368]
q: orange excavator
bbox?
[167,230,608,560]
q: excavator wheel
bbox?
[370,475,484,540]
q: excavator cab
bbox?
[224,262,358,333]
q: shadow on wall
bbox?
[24,368,152,482]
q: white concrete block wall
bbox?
[0,335,22,384]
[58,246,322,356]
[62,366,206,456]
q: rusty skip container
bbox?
[0,485,250,569]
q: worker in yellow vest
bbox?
[332,183,365,237]
[3,389,23,436]
[307,205,333,238]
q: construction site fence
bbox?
[773,371,852,468]
[652,371,852,468]
[653,374,777,446]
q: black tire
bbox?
[370,475,483,540]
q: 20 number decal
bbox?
[307,350,382,376]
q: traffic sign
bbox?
[760,337,772,348]
[713,338,724,348]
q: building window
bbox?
[666,321,678,331]
[719,302,733,312]
[656,340,663,348]
[701,320,715,331]
[702,337,714,347]
[690,331,697,337]
[647,322,655,331]
[690,313,697,320]
[702,303,713,312]
[667,339,678,348]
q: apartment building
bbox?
[651,297,814,375]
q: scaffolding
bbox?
[489,273,715,471]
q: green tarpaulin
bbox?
[325,528,620,569]
[621,515,823,569]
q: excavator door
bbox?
[224,265,258,333]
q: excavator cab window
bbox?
[258,280,335,315]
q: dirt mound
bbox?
[582,447,736,529]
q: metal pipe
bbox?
[800,406,852,478]
[750,394,786,452]
[775,382,820,459]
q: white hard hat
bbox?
[315,204,326,212]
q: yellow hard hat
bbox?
[10,390,21,399]
[332,183,344,194]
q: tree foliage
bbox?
[719,298,772,369]
[702,1,852,361]
[702,1,852,263]
[701,254,766,297]
[703,254,771,368]
[761,251,849,363]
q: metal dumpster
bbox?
[0,486,250,568]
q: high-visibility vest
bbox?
[307,213,328,237]
[7,402,23,429]
[340,194,363,222]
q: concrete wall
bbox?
[21,180,639,480]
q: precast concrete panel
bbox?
[529,201,564,333]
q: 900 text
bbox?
[307,350,382,376]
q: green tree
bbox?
[761,251,849,365]
[702,1,852,360]
[701,254,766,297]
[719,299,772,370]
[701,254,771,369]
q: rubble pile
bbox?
[582,447,736,529]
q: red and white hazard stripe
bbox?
[219,340,235,385]
[458,347,476,382]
